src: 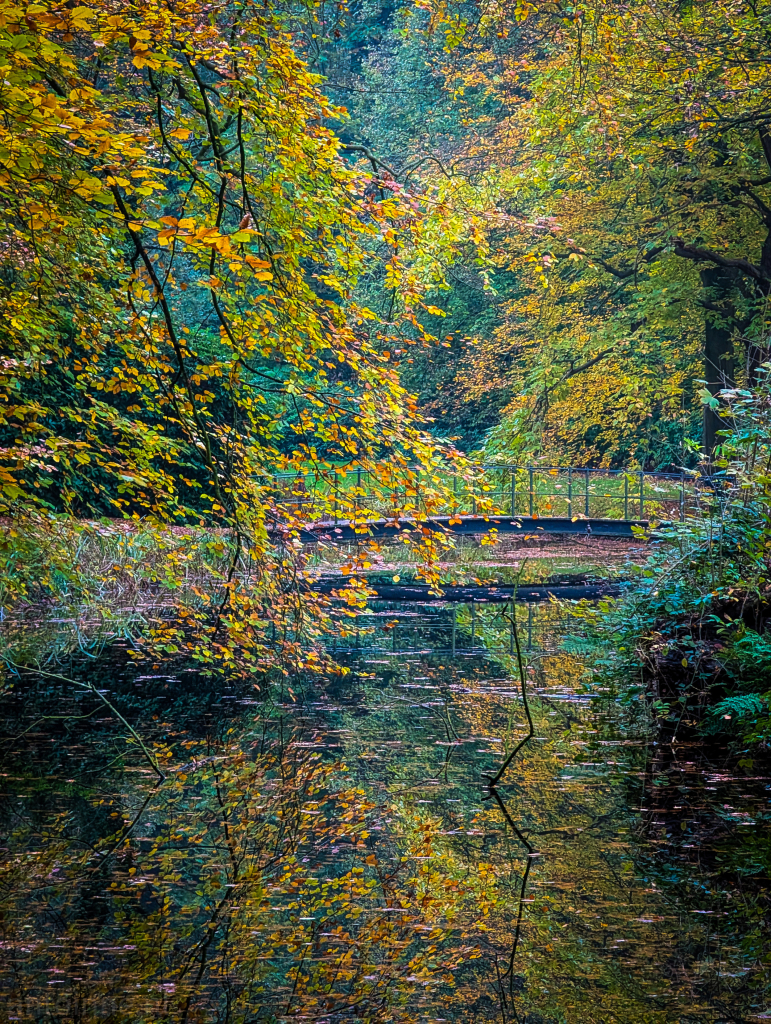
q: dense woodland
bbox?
[2,1,771,1021]
[2,0,771,689]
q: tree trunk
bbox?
[701,265,737,456]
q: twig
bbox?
[486,597,534,787]
[488,786,534,999]
[7,663,165,782]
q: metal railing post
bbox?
[529,466,534,516]
[680,471,685,521]
[585,469,590,517]
[639,470,644,519]
[511,466,516,516]
[624,473,629,520]
[568,466,572,515]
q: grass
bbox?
[0,517,235,670]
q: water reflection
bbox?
[0,603,768,1021]
[326,599,574,659]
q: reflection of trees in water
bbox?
[0,660,500,1021]
[0,631,768,1022]
[487,785,536,1022]
[444,651,770,1023]
[484,602,538,1021]
[636,731,771,1020]
[327,598,581,660]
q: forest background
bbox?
[2,0,771,669]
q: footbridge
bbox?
[271,464,699,544]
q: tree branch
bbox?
[564,243,666,279]
[672,238,769,283]
[340,144,397,180]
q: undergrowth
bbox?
[585,369,771,760]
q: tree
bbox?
[350,0,771,463]
[427,0,771,459]
[0,0,475,668]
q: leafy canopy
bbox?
[0,0,480,668]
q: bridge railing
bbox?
[271,465,697,523]
[466,465,691,521]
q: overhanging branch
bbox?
[672,239,769,283]
[340,144,397,180]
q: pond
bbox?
[0,598,769,1022]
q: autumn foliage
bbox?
[0,0,478,668]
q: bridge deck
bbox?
[288,514,649,544]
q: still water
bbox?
[0,602,769,1022]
